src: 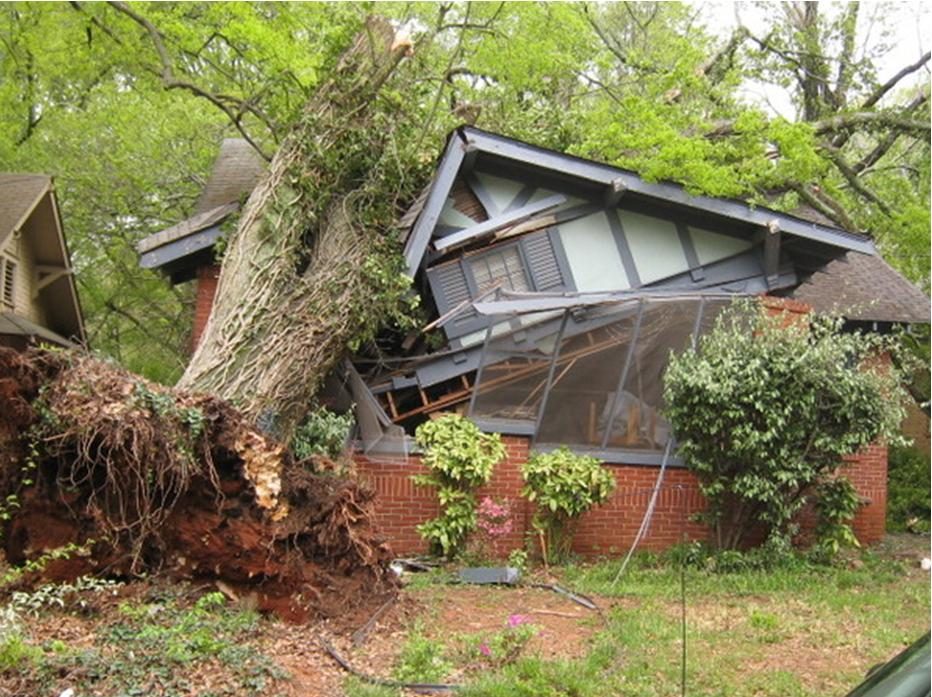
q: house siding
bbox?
[2,228,46,326]
[354,434,887,557]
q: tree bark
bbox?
[178,17,413,441]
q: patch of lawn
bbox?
[384,537,930,697]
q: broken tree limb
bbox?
[178,17,416,442]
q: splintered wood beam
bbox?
[764,219,781,290]
[433,194,566,253]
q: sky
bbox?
[694,1,931,118]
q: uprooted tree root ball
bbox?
[0,347,397,623]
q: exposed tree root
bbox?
[0,347,396,623]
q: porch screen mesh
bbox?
[535,309,637,447]
[469,296,734,454]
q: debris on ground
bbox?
[0,347,397,623]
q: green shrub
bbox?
[413,414,506,557]
[394,623,452,683]
[664,300,908,550]
[887,444,931,532]
[521,446,616,562]
[813,476,862,560]
[291,407,354,461]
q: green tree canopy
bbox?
[0,2,927,381]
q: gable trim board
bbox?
[0,175,85,345]
[403,126,875,276]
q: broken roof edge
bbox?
[402,126,877,275]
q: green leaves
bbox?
[413,414,505,557]
[664,299,909,550]
[521,447,616,561]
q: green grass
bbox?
[354,540,931,697]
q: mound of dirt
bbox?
[0,347,397,623]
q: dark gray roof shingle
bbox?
[0,174,51,245]
[792,251,930,324]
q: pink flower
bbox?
[479,641,492,657]
[507,614,529,628]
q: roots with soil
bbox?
[0,347,396,622]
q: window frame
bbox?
[426,228,574,342]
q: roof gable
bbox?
[0,173,85,344]
[403,127,875,276]
[0,174,51,247]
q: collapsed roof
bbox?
[136,128,930,458]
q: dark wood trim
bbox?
[606,208,642,288]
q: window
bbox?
[468,245,530,294]
[1,257,15,309]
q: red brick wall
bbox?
[354,435,888,558]
[191,264,220,352]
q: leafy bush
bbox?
[291,407,354,461]
[664,301,907,550]
[521,447,616,562]
[887,444,931,532]
[394,623,452,683]
[813,476,862,559]
[413,414,506,557]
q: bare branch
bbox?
[813,111,930,137]
[107,1,273,159]
[860,50,931,110]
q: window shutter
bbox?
[426,260,477,326]
[1,258,14,307]
[522,230,565,291]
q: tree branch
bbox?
[813,111,930,137]
[853,92,929,173]
[821,146,892,216]
[107,1,273,159]
[792,182,859,231]
[860,50,931,110]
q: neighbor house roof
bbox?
[791,251,930,324]
[0,174,52,248]
[0,173,85,344]
[137,139,265,279]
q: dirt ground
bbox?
[2,533,929,696]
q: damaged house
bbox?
[138,128,930,556]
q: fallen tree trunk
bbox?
[178,16,417,441]
[0,347,396,623]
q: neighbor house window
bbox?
[469,245,530,294]
[1,256,15,309]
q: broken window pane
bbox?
[470,318,562,422]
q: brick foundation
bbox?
[354,435,887,558]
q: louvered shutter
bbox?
[522,230,565,291]
[426,260,477,327]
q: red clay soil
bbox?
[0,347,397,624]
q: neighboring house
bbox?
[0,174,84,349]
[138,128,930,555]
